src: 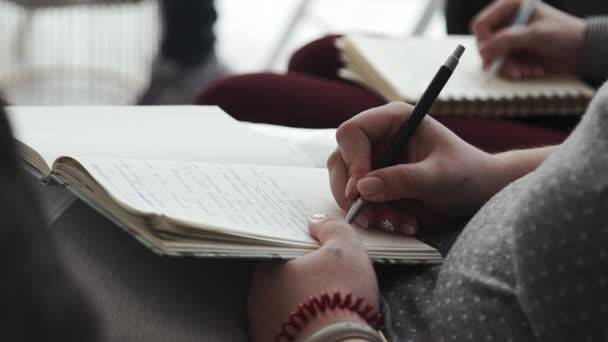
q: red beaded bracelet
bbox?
[275,291,383,342]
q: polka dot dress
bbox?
[380,85,608,341]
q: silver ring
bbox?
[377,219,395,233]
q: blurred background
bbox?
[0,0,446,105]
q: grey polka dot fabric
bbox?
[380,84,608,342]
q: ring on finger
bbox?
[377,219,395,233]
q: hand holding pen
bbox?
[473,0,586,80]
[325,46,509,235]
[343,46,464,230]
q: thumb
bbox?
[480,25,537,67]
[308,215,360,246]
[356,161,434,202]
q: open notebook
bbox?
[9,106,441,264]
[338,35,595,116]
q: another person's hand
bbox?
[472,0,586,79]
[248,216,379,342]
[329,102,502,235]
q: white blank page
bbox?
[8,106,313,170]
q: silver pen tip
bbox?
[453,44,465,59]
[444,44,466,71]
[345,198,366,224]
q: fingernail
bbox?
[355,214,369,229]
[357,176,384,197]
[399,223,417,235]
[310,214,328,223]
[345,177,354,199]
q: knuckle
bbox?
[326,149,341,169]
[387,100,406,108]
[499,31,514,45]
[387,101,413,115]
[350,159,369,178]
[335,120,355,145]
[471,18,482,33]
[395,167,416,191]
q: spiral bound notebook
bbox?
[338,35,595,116]
[9,106,442,264]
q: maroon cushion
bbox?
[198,72,385,128]
[287,34,344,79]
[198,72,568,152]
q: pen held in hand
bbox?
[486,0,537,78]
[345,44,465,227]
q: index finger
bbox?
[472,0,522,41]
[335,101,412,183]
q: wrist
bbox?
[295,309,368,342]
[299,320,384,342]
[492,146,555,186]
[276,291,382,342]
[460,149,513,213]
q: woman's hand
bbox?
[248,216,379,342]
[328,102,503,235]
[472,0,586,79]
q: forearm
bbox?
[460,146,556,216]
[492,146,556,189]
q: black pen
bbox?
[345,44,465,226]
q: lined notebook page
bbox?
[75,157,433,250]
[77,157,338,243]
[343,35,594,102]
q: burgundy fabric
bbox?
[287,34,344,80]
[198,72,385,128]
[198,73,565,152]
[197,34,571,152]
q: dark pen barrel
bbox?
[346,45,465,225]
[377,45,464,169]
[378,66,453,168]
